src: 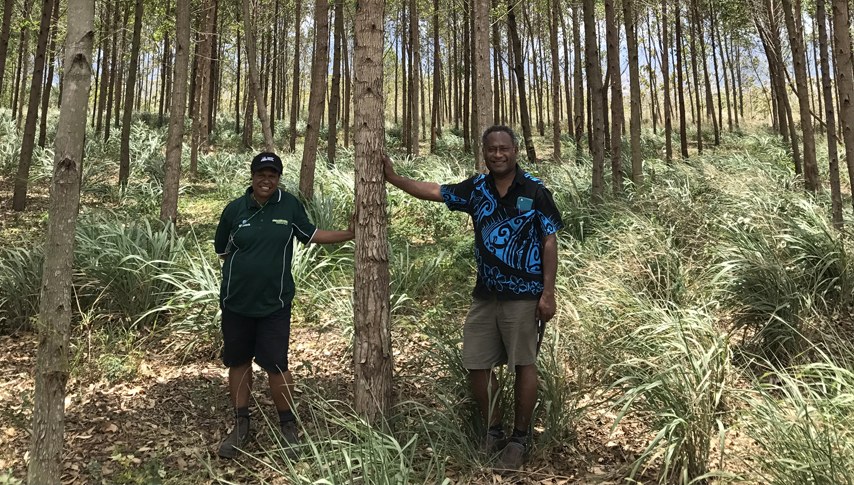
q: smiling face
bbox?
[483,130,519,178]
[251,167,280,204]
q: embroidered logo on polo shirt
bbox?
[239,220,251,228]
[273,219,289,225]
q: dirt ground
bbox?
[0,325,672,485]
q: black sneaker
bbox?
[494,441,525,474]
[482,432,507,456]
[218,416,251,459]
[278,420,300,460]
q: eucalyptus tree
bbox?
[119,0,144,187]
[831,0,854,204]
[13,0,55,212]
[300,0,330,200]
[160,0,191,224]
[352,0,392,424]
[27,0,94,481]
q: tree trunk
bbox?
[832,0,854,207]
[300,0,330,200]
[191,0,213,175]
[604,0,622,194]
[0,0,14,96]
[698,13,719,147]
[662,0,673,161]
[114,5,128,132]
[780,0,820,191]
[430,0,440,153]
[242,0,274,152]
[473,0,492,171]
[583,0,605,202]
[815,0,842,225]
[96,0,112,133]
[343,21,351,147]
[15,0,34,127]
[289,0,302,152]
[624,0,642,187]
[160,0,190,223]
[26,0,93,481]
[462,1,470,153]
[573,5,584,152]
[38,0,60,148]
[118,0,143,187]
[12,0,56,212]
[676,2,688,157]
[689,0,703,154]
[352,0,393,424]
[328,0,343,164]
[409,0,420,155]
[548,0,561,162]
[507,0,536,161]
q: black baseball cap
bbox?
[251,152,283,174]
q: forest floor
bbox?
[0,326,665,485]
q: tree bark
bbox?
[816,0,842,225]
[38,0,61,148]
[160,0,191,224]
[572,5,584,153]
[299,0,330,200]
[96,0,112,134]
[548,0,561,162]
[328,0,343,164]
[676,1,689,157]
[352,0,393,424]
[780,0,820,191]
[26,0,94,481]
[507,0,536,162]
[583,0,605,202]
[473,0,492,171]
[662,0,673,161]
[191,0,213,176]
[12,0,57,212]
[119,0,143,187]
[832,0,854,207]
[16,0,34,127]
[430,0,440,153]
[289,0,302,152]
[604,0,622,194]
[343,21,351,147]
[0,0,13,96]
[242,0,275,152]
[689,0,703,154]
[409,0,420,155]
[624,0,642,187]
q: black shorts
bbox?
[220,303,292,372]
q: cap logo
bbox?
[261,156,274,162]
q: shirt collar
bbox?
[244,187,282,208]
[484,165,526,196]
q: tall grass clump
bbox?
[0,246,44,332]
[743,352,854,485]
[75,216,185,326]
[716,196,852,357]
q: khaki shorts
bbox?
[462,297,539,372]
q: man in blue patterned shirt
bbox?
[383,125,563,472]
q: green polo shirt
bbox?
[214,187,317,317]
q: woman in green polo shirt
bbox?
[213,152,355,459]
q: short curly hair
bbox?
[481,125,519,148]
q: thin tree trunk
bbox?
[780,0,820,191]
[38,0,60,148]
[96,0,112,133]
[431,0,440,153]
[289,0,302,152]
[624,0,642,187]
[343,21,351,147]
[16,0,35,127]
[689,0,703,154]
[462,1,470,152]
[699,13,719,146]
[549,0,561,161]
[236,29,241,133]
[12,0,56,212]
[26,0,94,480]
[119,0,143,187]
[0,0,14,97]
[104,1,119,142]
[328,0,343,164]
[816,0,842,225]
[604,0,621,194]
[583,0,605,202]
[832,0,854,206]
[676,2,689,157]
[160,0,191,223]
[507,0,536,161]
[191,0,213,174]
[473,0,492,171]
[409,0,420,155]
[114,5,129,132]
[242,0,274,152]
[300,0,330,200]
[662,0,673,160]
[573,5,584,152]
[352,0,392,424]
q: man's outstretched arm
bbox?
[383,155,444,202]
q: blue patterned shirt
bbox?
[441,166,563,300]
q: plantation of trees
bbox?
[0,0,853,482]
